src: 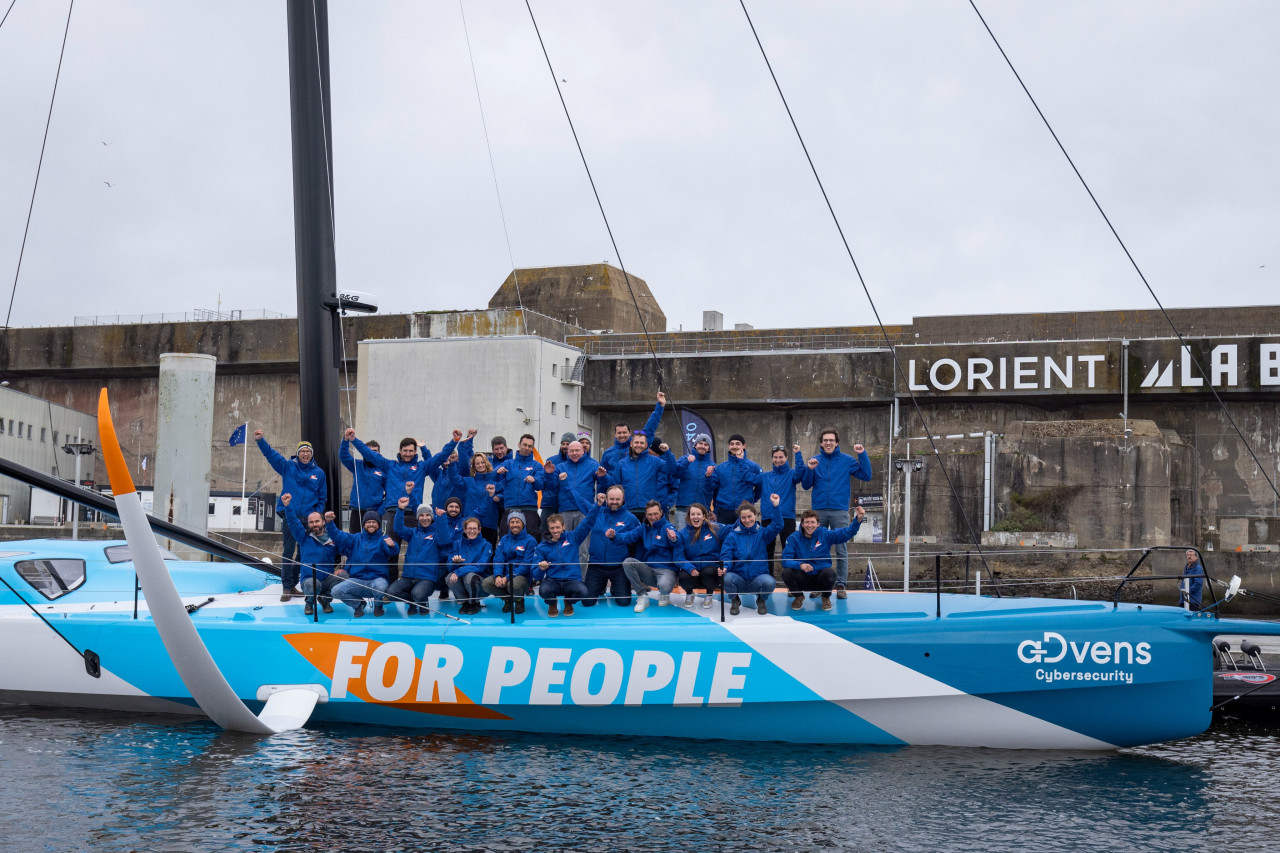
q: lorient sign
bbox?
[896,337,1280,397]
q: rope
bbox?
[459,0,527,336]
[3,0,74,333]
[523,0,665,391]
[736,0,994,577]
[967,0,1280,504]
[0,0,17,30]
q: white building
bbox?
[0,386,98,525]
[355,336,592,461]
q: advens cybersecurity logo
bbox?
[1017,632,1151,686]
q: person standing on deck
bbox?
[673,434,716,528]
[601,391,667,472]
[762,443,813,573]
[709,435,763,525]
[339,435,386,534]
[541,432,575,530]
[494,434,545,542]
[254,429,327,597]
[805,429,872,600]
[1182,549,1205,611]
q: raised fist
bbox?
[405,481,415,493]
[486,484,497,496]
[792,444,801,454]
[686,454,695,464]
[656,391,666,405]
[253,429,264,440]
[596,467,608,478]
[853,443,865,454]
[452,429,463,442]
[495,467,508,476]
[466,428,478,439]
[595,492,607,505]
[323,511,335,522]
[344,428,356,441]
[280,493,292,506]
[705,466,715,477]
[605,528,616,539]
[398,496,410,509]
[806,457,819,470]
[770,493,781,507]
[559,472,568,481]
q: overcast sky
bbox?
[0,1,1276,334]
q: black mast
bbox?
[286,0,342,515]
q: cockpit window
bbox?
[15,559,87,600]
[104,544,180,564]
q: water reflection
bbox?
[1,709,1275,852]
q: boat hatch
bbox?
[14,558,86,600]
[104,544,179,564]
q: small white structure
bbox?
[0,386,98,525]
[356,336,593,460]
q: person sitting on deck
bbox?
[534,496,604,617]
[676,503,723,608]
[780,508,865,612]
[280,493,341,616]
[1182,549,1205,611]
[447,518,494,615]
[482,510,539,614]
[324,509,398,617]
[388,497,452,616]
[581,485,637,607]
[718,494,782,616]
[618,499,682,612]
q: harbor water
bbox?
[2,708,1278,852]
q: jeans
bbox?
[447,572,486,602]
[302,571,342,604]
[482,574,529,601]
[673,508,688,529]
[782,566,836,593]
[723,571,776,606]
[279,521,300,588]
[540,577,588,604]
[622,557,678,596]
[387,576,441,607]
[582,563,631,606]
[332,576,389,611]
[815,509,851,586]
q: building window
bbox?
[208,503,216,515]
[551,363,557,377]
[565,405,571,419]
[27,425,32,440]
[52,431,58,445]
[232,506,242,516]
[551,402,557,415]
[40,427,46,442]
[17,421,23,436]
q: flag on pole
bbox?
[141,456,147,471]
[677,407,715,458]
[229,423,248,447]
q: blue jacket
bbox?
[494,451,544,508]
[762,452,813,523]
[494,531,539,579]
[281,507,340,579]
[720,516,780,580]
[604,450,676,512]
[339,440,387,512]
[326,523,398,581]
[601,401,665,471]
[556,454,605,514]
[676,522,724,575]
[710,454,763,514]
[351,438,433,513]
[393,510,454,581]
[534,504,601,581]
[427,438,468,509]
[617,517,680,572]
[450,466,503,529]
[1182,560,1205,608]
[809,445,873,512]
[257,437,327,516]
[674,450,716,508]
[450,534,494,579]
[587,504,640,564]
[781,521,862,573]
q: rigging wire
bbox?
[966,0,1280,504]
[736,0,994,573]
[0,0,17,31]
[523,0,666,392]
[458,0,527,336]
[3,0,75,334]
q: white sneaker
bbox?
[684,593,696,607]
[701,595,713,609]
[634,595,649,613]
[658,593,671,607]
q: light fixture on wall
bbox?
[515,406,531,425]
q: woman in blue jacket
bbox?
[719,494,782,615]
[446,518,494,615]
[761,444,813,570]
[676,503,723,608]
[450,453,504,546]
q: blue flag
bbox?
[678,408,715,459]
[229,423,247,447]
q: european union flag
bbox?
[229,423,248,447]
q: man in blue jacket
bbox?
[324,509,399,617]
[540,432,575,528]
[388,496,452,615]
[719,494,782,615]
[534,497,603,617]
[805,428,872,599]
[710,434,763,525]
[603,432,675,519]
[781,508,864,612]
[601,391,666,471]
[482,511,539,614]
[618,500,682,611]
[582,485,637,607]
[254,429,327,594]
[673,433,716,528]
[494,433,545,542]
[280,493,342,615]
[1181,548,1205,611]
[339,434,387,534]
